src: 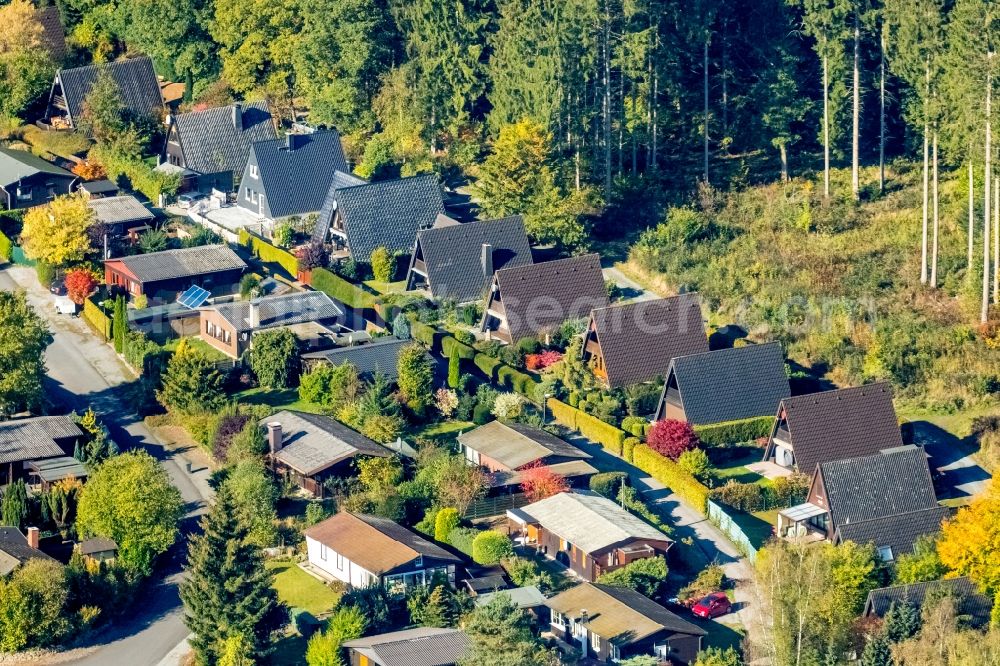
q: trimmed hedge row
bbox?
[311,267,379,311]
[82,296,111,339]
[693,416,775,447]
[623,436,640,462]
[547,398,579,430]
[0,230,12,263]
[546,398,628,455]
[239,229,300,278]
[632,444,711,515]
[442,335,476,360]
[474,353,502,380]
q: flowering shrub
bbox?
[491,392,525,421]
[525,350,563,371]
[71,161,107,181]
[435,387,458,418]
[647,419,700,460]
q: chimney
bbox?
[26,527,39,550]
[232,102,243,131]
[267,422,283,454]
[249,300,260,329]
[286,133,303,151]
[481,243,493,280]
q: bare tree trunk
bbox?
[995,176,999,302]
[879,29,886,193]
[931,131,939,287]
[780,143,789,182]
[823,50,830,199]
[603,6,612,200]
[921,86,929,283]
[852,12,860,200]
[703,36,710,184]
[983,72,992,324]
[618,41,625,175]
[970,158,976,271]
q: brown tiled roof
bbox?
[303,512,461,574]
[589,294,708,388]
[773,383,903,475]
[490,254,608,342]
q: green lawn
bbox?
[268,634,308,666]
[161,336,229,362]
[410,420,475,444]
[729,509,777,549]
[363,279,408,295]
[236,388,326,414]
[708,446,769,487]
[266,561,341,616]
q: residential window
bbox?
[610,645,620,661]
[591,631,600,651]
[320,544,327,561]
[223,330,231,344]
[414,554,423,568]
[551,611,564,628]
[336,553,344,570]
[559,538,567,552]
[15,187,30,201]
[245,187,252,202]
[250,164,259,179]
[877,546,894,562]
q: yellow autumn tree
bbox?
[938,480,1000,602]
[21,191,94,266]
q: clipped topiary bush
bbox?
[622,436,640,462]
[472,530,513,565]
[434,508,460,542]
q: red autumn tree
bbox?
[519,461,570,502]
[647,419,700,460]
[64,268,98,304]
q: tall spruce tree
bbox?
[180,486,287,665]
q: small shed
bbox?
[26,456,88,490]
[78,537,118,564]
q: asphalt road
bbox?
[0,266,210,666]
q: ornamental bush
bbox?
[472,530,513,565]
[621,416,647,438]
[677,448,713,483]
[589,471,630,498]
[434,508,460,543]
[647,419,699,460]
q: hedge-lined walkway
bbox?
[556,427,757,633]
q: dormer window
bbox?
[414,554,423,568]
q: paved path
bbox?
[602,265,658,302]
[912,422,991,499]
[0,266,212,666]
[561,432,756,633]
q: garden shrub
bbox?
[647,419,699,460]
[625,382,662,416]
[622,416,647,438]
[434,508,460,542]
[414,507,439,536]
[441,335,475,360]
[677,448,713,482]
[568,391,581,407]
[409,317,437,347]
[447,526,480,556]
[515,337,541,355]
[310,267,378,310]
[622,437,640,462]
[35,261,55,285]
[472,531,513,565]
[0,229,12,262]
[693,416,775,447]
[632,444,710,515]
[474,353,502,381]
[472,401,493,425]
[589,472,630,498]
[454,329,476,345]
[679,564,726,602]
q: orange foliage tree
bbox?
[519,461,570,502]
[71,160,107,181]
[64,268,98,304]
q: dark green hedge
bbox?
[590,472,630,497]
[693,416,775,446]
[311,267,379,311]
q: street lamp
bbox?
[542,393,552,423]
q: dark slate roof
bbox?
[664,342,789,425]
[57,56,163,126]
[324,174,445,263]
[35,6,67,62]
[211,291,343,333]
[262,410,389,476]
[300,337,416,380]
[589,294,708,388]
[411,215,533,303]
[863,577,993,627]
[79,179,119,195]
[0,146,73,186]
[172,101,277,176]
[775,383,903,475]
[311,171,370,243]
[0,527,56,576]
[835,506,950,559]
[79,537,118,556]
[87,195,154,225]
[249,131,349,219]
[0,416,82,465]
[818,445,938,529]
[110,244,246,283]
[490,254,608,343]
[342,628,469,666]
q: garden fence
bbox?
[463,493,530,520]
[706,499,759,563]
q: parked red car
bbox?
[691,592,731,619]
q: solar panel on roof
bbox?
[177,285,210,309]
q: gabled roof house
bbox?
[200,291,344,359]
[546,583,706,665]
[87,194,155,237]
[405,215,533,304]
[0,416,84,486]
[459,421,597,493]
[481,254,608,344]
[237,130,349,222]
[163,101,277,190]
[103,244,247,300]
[863,577,994,628]
[778,445,948,562]
[46,56,164,130]
[313,174,445,263]
[507,491,672,582]
[301,337,419,381]
[0,146,76,210]
[654,341,790,424]
[303,512,462,593]
[262,411,388,497]
[0,527,54,576]
[582,294,708,389]
[341,627,469,666]
[762,382,903,475]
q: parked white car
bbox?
[177,192,207,209]
[53,294,76,315]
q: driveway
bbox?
[0,265,213,666]
[602,265,658,303]
[560,431,755,638]
[912,421,991,500]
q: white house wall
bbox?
[305,536,375,587]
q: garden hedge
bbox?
[441,335,476,360]
[311,267,379,310]
[623,436,640,462]
[239,229,300,278]
[631,444,711,515]
[547,398,578,430]
[474,353,502,381]
[82,296,111,339]
[590,471,630,497]
[0,229,12,263]
[693,416,775,446]
[576,410,627,455]
[409,317,437,347]
[497,365,537,398]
